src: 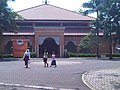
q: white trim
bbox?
[64,33,103,36]
[3,32,35,36]
[3,32,103,36]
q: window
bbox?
[17,40,23,45]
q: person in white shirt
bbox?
[50,51,57,67]
[23,49,30,68]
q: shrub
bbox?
[68,52,96,57]
[112,54,120,57]
[30,52,37,58]
[0,54,13,58]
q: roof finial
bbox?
[45,0,47,4]
[42,0,49,4]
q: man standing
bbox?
[43,49,48,67]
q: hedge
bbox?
[68,53,120,57]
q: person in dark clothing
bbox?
[43,49,48,67]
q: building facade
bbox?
[2,4,115,57]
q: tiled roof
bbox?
[18,4,95,20]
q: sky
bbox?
[8,0,96,17]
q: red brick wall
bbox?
[12,39,28,57]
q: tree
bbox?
[80,33,96,53]
[100,0,120,59]
[0,0,20,53]
[77,8,84,14]
[82,0,106,58]
[82,0,105,15]
[82,0,116,59]
[0,0,19,31]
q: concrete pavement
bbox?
[0,58,120,90]
[82,65,120,90]
[0,58,87,90]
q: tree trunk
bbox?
[96,10,99,58]
[109,32,112,59]
[0,32,3,54]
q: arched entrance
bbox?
[65,41,76,53]
[39,37,60,57]
[5,41,13,54]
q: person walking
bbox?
[23,49,30,68]
[50,51,57,67]
[43,49,48,67]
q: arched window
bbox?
[5,41,13,54]
[65,41,76,53]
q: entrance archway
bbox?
[65,41,76,53]
[39,37,60,57]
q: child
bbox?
[50,51,57,67]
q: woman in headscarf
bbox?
[23,49,30,68]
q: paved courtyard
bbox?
[0,58,120,90]
[83,67,120,90]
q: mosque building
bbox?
[2,2,114,57]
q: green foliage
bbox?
[30,52,37,58]
[0,52,37,58]
[68,52,96,57]
[77,8,84,14]
[68,52,120,57]
[82,0,117,34]
[114,37,120,44]
[80,33,96,50]
[82,0,106,15]
[0,0,20,32]
[82,0,118,59]
[0,0,21,53]
[112,54,120,57]
[0,54,13,58]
